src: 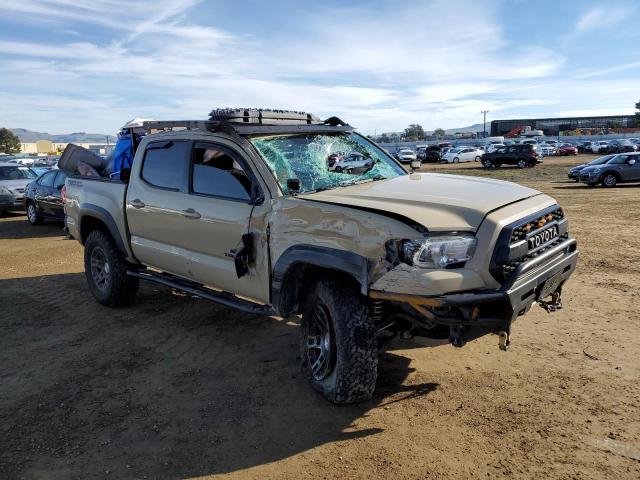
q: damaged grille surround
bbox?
[491,205,568,282]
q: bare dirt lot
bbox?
[1,154,639,479]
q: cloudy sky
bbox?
[0,0,638,135]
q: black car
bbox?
[605,139,637,154]
[481,144,542,169]
[423,145,443,163]
[23,169,67,225]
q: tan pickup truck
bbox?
[65,109,578,404]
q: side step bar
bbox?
[127,269,276,316]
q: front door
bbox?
[179,141,270,303]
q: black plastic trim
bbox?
[271,245,370,316]
[79,203,128,254]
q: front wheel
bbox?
[602,173,618,188]
[301,278,377,404]
[482,159,493,168]
[453,157,460,163]
[84,230,139,307]
[26,202,43,225]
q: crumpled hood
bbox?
[0,180,31,192]
[303,173,542,231]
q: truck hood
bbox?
[303,173,542,231]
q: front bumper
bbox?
[370,237,578,346]
[0,195,24,211]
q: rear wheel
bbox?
[26,202,43,225]
[84,230,139,306]
[301,278,377,404]
[475,156,481,162]
[602,173,618,188]
[517,159,527,169]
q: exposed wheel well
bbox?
[276,263,363,317]
[80,216,111,245]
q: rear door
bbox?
[126,139,193,278]
[35,170,57,216]
[51,170,67,218]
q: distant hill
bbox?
[10,128,116,143]
[443,123,485,134]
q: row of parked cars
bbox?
[0,161,66,222]
[568,153,640,187]
[578,138,640,154]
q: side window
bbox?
[53,171,67,189]
[191,144,252,201]
[38,171,56,187]
[141,141,190,190]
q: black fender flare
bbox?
[271,245,371,316]
[79,203,128,255]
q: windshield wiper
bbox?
[340,175,388,188]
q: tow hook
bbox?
[498,330,510,351]
[538,291,563,313]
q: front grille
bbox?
[491,206,568,282]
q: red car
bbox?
[557,144,578,156]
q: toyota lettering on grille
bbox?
[528,225,559,250]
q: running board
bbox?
[127,269,275,316]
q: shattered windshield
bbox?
[250,133,406,194]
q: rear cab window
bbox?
[141,140,190,190]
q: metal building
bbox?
[491,115,637,136]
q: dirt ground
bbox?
[1,154,639,480]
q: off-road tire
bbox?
[602,173,618,188]
[301,279,377,404]
[26,202,43,225]
[84,230,139,307]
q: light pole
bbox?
[481,110,489,138]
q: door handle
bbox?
[130,199,145,209]
[181,208,201,219]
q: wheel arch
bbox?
[271,245,371,317]
[79,204,128,256]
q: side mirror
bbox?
[287,178,301,194]
[410,160,422,171]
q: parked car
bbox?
[567,154,615,181]
[481,144,542,169]
[64,108,577,404]
[605,139,636,154]
[441,147,483,163]
[484,143,504,153]
[591,141,609,153]
[23,169,68,224]
[556,143,578,156]
[0,162,38,215]
[579,153,640,187]
[424,145,444,163]
[538,144,557,156]
[396,148,417,163]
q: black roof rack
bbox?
[126,109,353,141]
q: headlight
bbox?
[591,168,601,175]
[0,186,12,195]
[402,234,477,269]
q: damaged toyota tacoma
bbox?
[64,109,578,404]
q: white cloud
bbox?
[575,5,632,34]
[0,0,632,135]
